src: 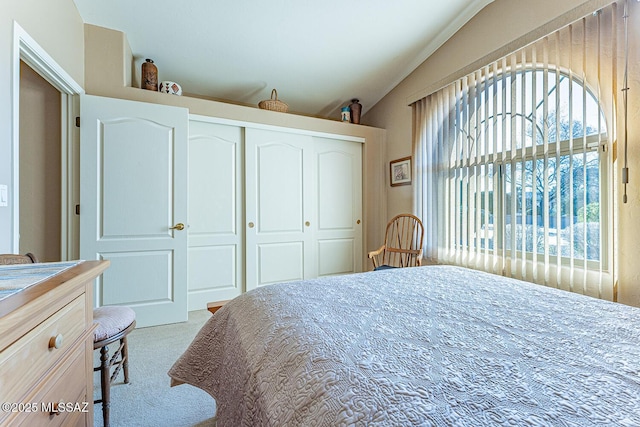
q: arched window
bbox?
[450,68,607,265]
[413,5,617,297]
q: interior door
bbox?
[80,95,189,327]
[245,128,314,291]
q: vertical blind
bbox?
[413,2,620,300]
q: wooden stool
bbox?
[93,306,136,427]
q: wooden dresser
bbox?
[0,260,109,426]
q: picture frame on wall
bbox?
[390,156,412,186]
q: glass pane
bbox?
[557,151,600,261]
[504,152,600,261]
[475,164,495,250]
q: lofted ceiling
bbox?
[72,0,493,120]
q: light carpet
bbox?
[93,309,217,427]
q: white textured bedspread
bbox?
[168,265,640,426]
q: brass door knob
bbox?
[305,221,311,227]
[170,223,185,231]
[248,222,255,228]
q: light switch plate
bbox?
[0,185,8,207]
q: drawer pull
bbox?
[49,334,64,350]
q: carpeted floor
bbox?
[93,309,217,427]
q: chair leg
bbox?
[99,345,111,427]
[121,336,130,384]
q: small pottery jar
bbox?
[341,106,351,122]
[141,59,158,91]
[349,99,362,124]
[160,81,182,96]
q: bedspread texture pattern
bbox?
[168,265,640,426]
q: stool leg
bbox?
[100,345,111,427]
[121,336,131,384]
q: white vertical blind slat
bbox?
[542,37,551,286]
[555,30,563,289]
[568,23,576,292]
[531,45,539,284]
[582,17,589,295]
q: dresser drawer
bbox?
[0,295,86,404]
[12,344,89,427]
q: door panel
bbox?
[245,128,314,290]
[80,95,188,327]
[101,119,173,238]
[318,239,355,276]
[100,251,173,305]
[257,143,304,233]
[258,242,305,284]
[187,119,243,308]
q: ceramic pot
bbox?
[141,59,158,91]
[160,81,182,96]
[349,99,362,124]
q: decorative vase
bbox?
[160,81,182,96]
[341,106,351,122]
[141,58,158,91]
[349,99,362,124]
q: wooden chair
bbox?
[93,306,136,427]
[368,214,424,270]
[0,253,38,264]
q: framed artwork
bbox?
[390,156,412,186]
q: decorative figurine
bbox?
[341,106,351,122]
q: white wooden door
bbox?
[314,137,363,276]
[80,95,189,327]
[245,128,314,290]
[187,117,243,309]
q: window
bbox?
[454,69,607,268]
[413,4,618,298]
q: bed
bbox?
[168,265,640,426]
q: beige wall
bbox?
[19,60,61,262]
[0,0,84,252]
[365,0,640,307]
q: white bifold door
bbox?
[80,95,189,327]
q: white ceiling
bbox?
[72,0,493,119]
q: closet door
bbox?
[245,128,314,291]
[187,118,243,309]
[314,137,363,276]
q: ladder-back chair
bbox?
[368,214,424,270]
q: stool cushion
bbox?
[93,306,136,342]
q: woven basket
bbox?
[258,89,288,112]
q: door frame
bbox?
[11,21,84,258]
